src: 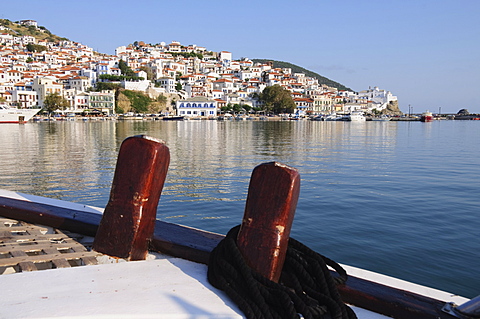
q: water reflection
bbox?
[0,120,478,298]
[0,120,401,207]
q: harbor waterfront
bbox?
[0,120,478,299]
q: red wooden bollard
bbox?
[93,135,170,260]
[236,162,300,282]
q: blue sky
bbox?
[2,0,479,113]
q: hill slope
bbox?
[0,19,69,43]
[0,19,350,92]
[251,59,351,91]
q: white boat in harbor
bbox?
[0,104,41,123]
[345,111,366,121]
[0,135,478,319]
[324,113,343,121]
[371,115,391,121]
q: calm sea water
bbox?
[0,119,478,298]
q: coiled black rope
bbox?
[208,225,357,319]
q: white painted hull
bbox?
[0,108,41,123]
[0,189,473,318]
[346,113,366,121]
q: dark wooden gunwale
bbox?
[0,196,458,319]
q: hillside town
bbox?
[0,19,399,119]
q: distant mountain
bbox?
[251,59,351,91]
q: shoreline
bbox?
[29,115,479,122]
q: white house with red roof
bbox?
[11,90,38,108]
[213,78,235,94]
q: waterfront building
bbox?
[176,96,217,118]
[293,97,313,115]
[11,90,37,108]
[357,86,398,111]
[88,90,115,115]
[31,77,63,107]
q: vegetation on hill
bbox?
[251,59,351,91]
[26,43,48,52]
[120,90,151,113]
[115,90,168,114]
[99,74,144,82]
[0,19,69,43]
[118,59,136,77]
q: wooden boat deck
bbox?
[0,217,388,318]
[0,216,99,274]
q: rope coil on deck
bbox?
[208,225,357,319]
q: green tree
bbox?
[118,59,136,77]
[175,82,182,91]
[96,82,121,91]
[232,104,244,114]
[221,105,232,114]
[26,43,48,53]
[252,106,262,113]
[242,104,252,113]
[98,74,143,82]
[258,85,296,114]
[139,66,154,81]
[43,93,69,117]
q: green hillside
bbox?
[0,19,69,43]
[251,59,351,91]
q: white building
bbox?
[176,96,217,118]
[19,20,38,27]
[11,90,38,108]
[88,90,115,115]
[122,79,150,92]
[358,86,398,111]
[31,77,63,107]
[156,77,176,93]
[218,51,232,68]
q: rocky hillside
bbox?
[382,100,403,115]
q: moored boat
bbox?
[421,110,434,122]
[162,115,184,121]
[311,115,325,121]
[324,113,343,121]
[345,111,366,121]
[0,104,41,123]
[371,115,391,121]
